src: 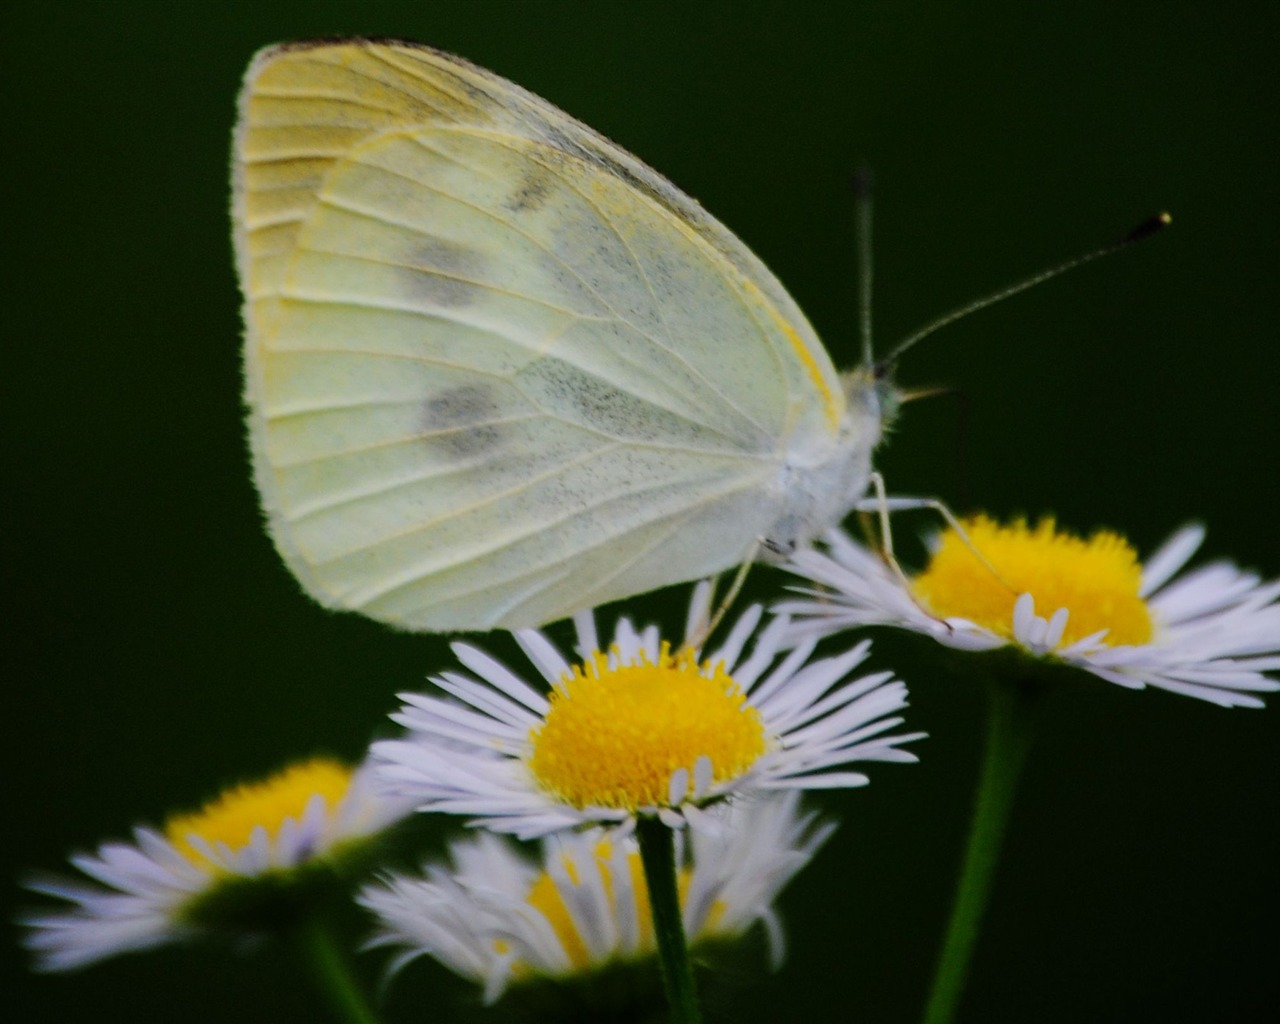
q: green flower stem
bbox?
[636,815,703,1024]
[299,913,384,1024]
[921,678,1041,1024]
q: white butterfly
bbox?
[232,40,906,631]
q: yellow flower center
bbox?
[527,644,767,811]
[911,516,1153,646]
[163,758,353,870]
[509,840,725,975]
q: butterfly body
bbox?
[234,40,885,630]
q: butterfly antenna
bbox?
[875,211,1171,376]
[854,167,876,367]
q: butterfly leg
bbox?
[686,542,761,650]
[853,473,1015,594]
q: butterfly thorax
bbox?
[760,367,892,561]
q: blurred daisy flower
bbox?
[23,756,415,971]
[359,791,832,1005]
[374,582,922,839]
[781,517,1280,708]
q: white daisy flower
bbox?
[358,791,833,1004]
[780,517,1280,708]
[22,757,416,971]
[373,582,922,839]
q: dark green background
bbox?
[6,2,1278,1021]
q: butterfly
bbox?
[232,39,912,631]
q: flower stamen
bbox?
[164,758,352,869]
[912,516,1153,646]
[527,644,766,812]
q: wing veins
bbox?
[248,176,339,195]
[261,335,574,380]
[290,238,779,442]
[280,279,576,320]
[340,141,657,336]
[282,426,549,521]
[273,402,762,467]
[245,148,354,165]
[461,564,578,629]
[492,134,775,438]
[318,440,628,570]
[277,273,762,447]
[378,470,767,612]
[248,209,314,231]
[343,136,773,438]
[365,46,489,116]
[292,49,467,124]
[291,222,595,319]
[270,399,537,432]
[249,87,404,117]
[504,505,706,623]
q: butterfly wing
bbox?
[234,40,845,630]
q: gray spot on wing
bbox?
[420,384,508,458]
[402,237,487,309]
[505,168,554,213]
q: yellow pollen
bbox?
[163,758,353,870]
[527,644,767,812]
[509,840,701,974]
[912,516,1153,646]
